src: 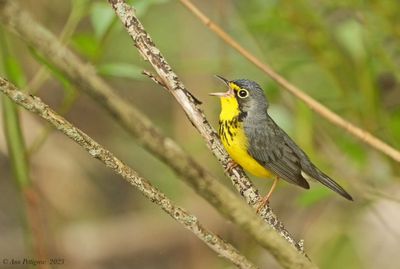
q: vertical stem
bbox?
[1,96,30,186]
[0,27,49,269]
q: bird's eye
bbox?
[238,89,249,98]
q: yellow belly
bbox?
[220,121,272,178]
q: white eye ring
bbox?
[238,89,249,98]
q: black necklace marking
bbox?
[219,112,247,146]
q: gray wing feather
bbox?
[245,116,310,189]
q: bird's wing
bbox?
[246,116,310,189]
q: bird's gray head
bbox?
[210,76,269,118]
[230,79,269,112]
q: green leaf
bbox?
[90,2,115,40]
[335,20,365,62]
[3,57,27,87]
[97,62,143,80]
[72,34,100,60]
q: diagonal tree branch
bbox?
[0,1,317,267]
[179,0,400,163]
[107,1,317,268]
[0,76,257,269]
[106,0,268,219]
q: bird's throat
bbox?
[219,96,240,121]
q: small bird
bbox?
[210,76,353,211]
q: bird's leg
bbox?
[256,176,279,213]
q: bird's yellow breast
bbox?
[218,96,272,178]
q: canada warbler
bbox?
[210,76,353,210]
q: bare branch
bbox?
[178,0,400,163]
[0,77,257,269]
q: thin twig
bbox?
[0,2,316,268]
[142,70,168,89]
[0,77,257,269]
[108,1,317,268]
[178,0,400,163]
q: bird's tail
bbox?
[303,165,353,201]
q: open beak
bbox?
[214,75,229,85]
[209,75,234,97]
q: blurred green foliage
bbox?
[0,1,399,269]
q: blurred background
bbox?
[0,0,399,268]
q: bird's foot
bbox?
[224,160,241,178]
[224,160,239,173]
